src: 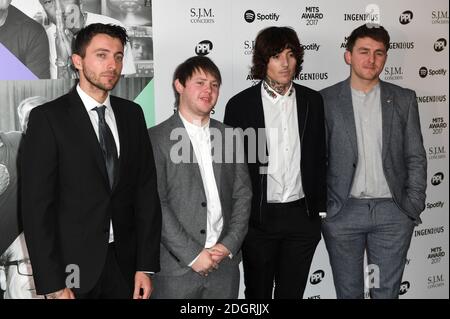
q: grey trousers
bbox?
[322,198,415,299]
[151,257,240,299]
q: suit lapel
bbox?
[209,120,222,195]
[67,88,110,189]
[380,81,394,161]
[172,114,206,195]
[253,82,269,160]
[294,83,308,142]
[110,97,126,191]
[340,79,358,157]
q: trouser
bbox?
[242,198,321,299]
[322,198,415,299]
[75,243,132,299]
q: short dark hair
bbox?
[251,26,304,80]
[72,23,129,58]
[346,24,390,52]
[172,56,222,108]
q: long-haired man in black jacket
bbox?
[224,26,327,299]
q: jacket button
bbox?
[353,163,356,168]
[200,229,206,234]
[201,202,207,207]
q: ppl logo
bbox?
[399,281,410,295]
[244,10,256,23]
[431,172,444,186]
[434,38,447,52]
[399,10,413,24]
[309,270,325,284]
[195,40,213,56]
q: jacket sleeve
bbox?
[402,90,427,215]
[315,93,328,213]
[134,107,162,272]
[21,107,65,295]
[219,129,252,256]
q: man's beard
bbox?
[83,69,119,92]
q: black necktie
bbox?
[93,106,118,189]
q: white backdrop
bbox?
[152,0,449,298]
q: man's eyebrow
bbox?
[93,48,124,55]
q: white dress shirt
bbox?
[76,85,120,243]
[179,112,223,266]
[261,82,304,203]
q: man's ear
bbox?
[174,79,185,94]
[71,54,82,71]
[344,50,352,65]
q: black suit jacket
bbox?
[224,82,327,227]
[21,88,161,295]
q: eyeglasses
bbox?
[1,258,33,276]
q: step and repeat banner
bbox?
[1,0,448,299]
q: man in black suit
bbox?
[21,23,161,299]
[224,26,327,299]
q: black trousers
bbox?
[75,243,132,299]
[242,199,321,299]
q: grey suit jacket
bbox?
[321,78,427,223]
[148,113,252,276]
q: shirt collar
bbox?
[262,80,294,103]
[351,83,380,98]
[76,85,112,113]
[179,111,210,138]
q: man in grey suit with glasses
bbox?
[149,56,252,299]
[321,24,427,299]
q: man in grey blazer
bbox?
[321,24,427,299]
[148,56,252,298]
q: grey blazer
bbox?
[148,113,252,276]
[321,78,427,223]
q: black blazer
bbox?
[224,82,327,226]
[21,88,162,295]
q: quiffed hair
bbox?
[346,24,390,52]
